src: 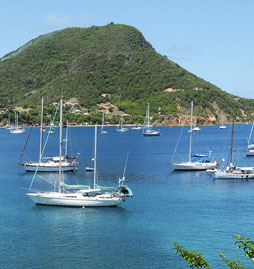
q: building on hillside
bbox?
[101,94,112,98]
[64,102,79,108]
[0,108,8,114]
[164,88,184,93]
[97,109,108,114]
[121,112,132,117]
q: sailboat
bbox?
[131,125,142,130]
[27,101,133,207]
[171,102,218,171]
[48,115,56,134]
[5,114,12,129]
[116,115,128,132]
[191,126,201,132]
[101,111,107,134]
[219,114,227,129]
[143,103,160,136]
[189,114,201,132]
[246,121,254,156]
[19,98,78,172]
[214,118,254,179]
[9,112,25,134]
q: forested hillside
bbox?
[0,23,253,125]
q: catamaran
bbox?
[171,101,218,171]
[27,100,133,207]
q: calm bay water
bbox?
[1,124,254,268]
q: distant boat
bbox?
[219,114,226,129]
[101,111,107,135]
[131,126,142,130]
[191,126,201,131]
[189,126,201,132]
[9,112,25,134]
[4,114,12,129]
[116,115,128,132]
[189,115,201,132]
[19,98,78,172]
[143,103,160,136]
[214,118,254,179]
[85,167,95,172]
[246,120,254,156]
[171,101,218,171]
[48,115,56,134]
[27,107,133,207]
[48,128,56,134]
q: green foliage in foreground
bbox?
[218,253,246,269]
[233,235,254,262]
[173,235,254,268]
[173,242,210,268]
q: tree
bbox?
[173,235,254,268]
[218,253,246,269]
[173,242,210,268]
[233,235,254,261]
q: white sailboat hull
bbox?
[246,145,254,156]
[172,161,218,171]
[219,125,226,129]
[246,150,254,156]
[10,128,25,134]
[117,128,128,132]
[143,130,160,136]
[20,162,77,172]
[189,127,200,132]
[27,192,122,207]
[214,170,254,179]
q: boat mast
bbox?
[120,115,123,130]
[16,112,18,128]
[189,101,193,162]
[93,124,97,189]
[58,99,63,193]
[230,118,234,165]
[147,103,150,128]
[40,97,44,158]
[101,111,104,134]
[65,119,68,157]
[247,120,254,146]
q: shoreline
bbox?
[1,122,249,128]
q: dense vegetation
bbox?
[174,235,254,268]
[0,23,254,125]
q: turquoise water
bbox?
[1,125,254,268]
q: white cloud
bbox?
[44,14,71,25]
[44,13,91,27]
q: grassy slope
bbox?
[0,23,253,123]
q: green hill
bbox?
[0,23,253,125]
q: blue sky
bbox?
[1,0,254,98]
